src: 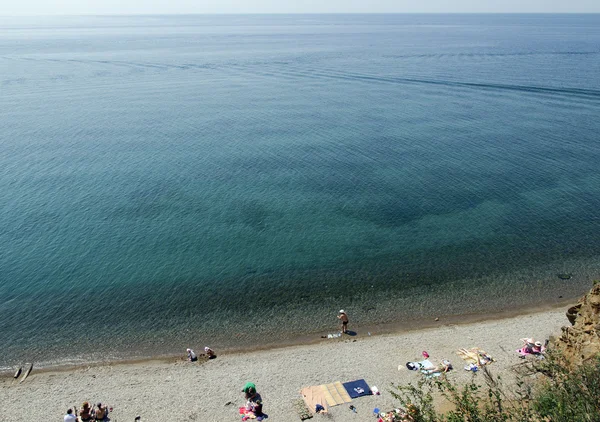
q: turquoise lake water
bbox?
[1,14,600,369]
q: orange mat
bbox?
[300,385,329,414]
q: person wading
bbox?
[337,310,349,334]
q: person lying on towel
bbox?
[421,359,453,375]
[406,359,452,375]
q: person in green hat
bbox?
[242,384,264,420]
[242,382,256,395]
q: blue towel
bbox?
[342,379,371,398]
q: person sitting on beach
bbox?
[79,401,93,422]
[242,382,256,395]
[521,338,544,354]
[187,348,198,362]
[94,403,108,421]
[532,341,543,354]
[204,346,215,359]
[64,408,77,422]
[244,387,264,420]
[337,310,349,334]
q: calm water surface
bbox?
[1,14,600,368]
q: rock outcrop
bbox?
[552,282,600,366]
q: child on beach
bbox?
[337,310,349,334]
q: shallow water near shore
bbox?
[1,14,600,370]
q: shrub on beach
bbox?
[391,353,600,421]
[533,354,600,421]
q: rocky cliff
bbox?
[552,282,600,366]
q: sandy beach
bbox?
[0,305,569,422]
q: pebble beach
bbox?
[0,306,568,421]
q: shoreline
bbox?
[2,256,595,372]
[0,297,575,378]
[2,303,571,421]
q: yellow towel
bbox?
[320,382,352,406]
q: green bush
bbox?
[390,354,600,421]
[534,355,600,421]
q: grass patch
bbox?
[390,353,600,421]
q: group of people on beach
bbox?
[62,310,345,421]
[186,346,215,362]
[518,337,546,357]
[184,311,347,365]
[64,402,109,422]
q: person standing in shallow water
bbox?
[338,310,349,334]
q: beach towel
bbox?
[342,379,372,398]
[300,386,330,414]
[321,382,353,406]
[406,359,435,371]
[516,346,545,358]
[456,348,494,367]
[239,407,257,420]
